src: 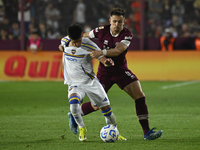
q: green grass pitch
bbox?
[0,81,200,150]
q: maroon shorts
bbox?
[97,69,138,93]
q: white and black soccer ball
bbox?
[100,124,119,142]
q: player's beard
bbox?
[114,26,122,34]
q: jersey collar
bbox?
[110,27,119,37]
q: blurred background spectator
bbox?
[162,0,172,28]
[18,0,33,34]
[73,0,86,29]
[0,28,8,40]
[147,0,163,23]
[171,0,185,24]
[168,15,182,37]
[98,18,107,26]
[38,22,47,39]
[129,0,141,36]
[160,28,175,51]
[84,24,91,32]
[189,19,200,36]
[27,30,42,54]
[45,3,60,32]
[125,13,139,37]
[0,18,11,33]
[193,0,200,23]
[11,22,20,39]
[179,23,191,37]
[0,4,5,23]
[1,0,200,50]
[193,28,200,50]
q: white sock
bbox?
[70,104,85,128]
[105,113,117,126]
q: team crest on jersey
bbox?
[71,49,76,54]
[104,40,108,45]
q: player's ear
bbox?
[81,32,83,37]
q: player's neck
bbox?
[110,27,122,36]
[112,31,119,35]
[110,29,121,37]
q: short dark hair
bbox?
[67,24,83,40]
[110,8,125,18]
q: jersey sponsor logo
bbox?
[124,36,133,40]
[71,49,76,54]
[66,56,77,62]
[125,71,135,79]
[104,40,108,45]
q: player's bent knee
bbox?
[93,106,99,111]
[69,95,80,104]
[91,103,99,111]
[100,105,110,111]
[69,95,80,114]
[135,94,145,101]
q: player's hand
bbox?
[58,44,64,52]
[89,50,102,59]
[104,58,114,67]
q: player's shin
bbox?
[69,95,85,126]
[70,104,85,128]
[135,97,150,135]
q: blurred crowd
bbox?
[1,0,200,41]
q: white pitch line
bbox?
[161,81,200,89]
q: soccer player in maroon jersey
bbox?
[68,7,163,140]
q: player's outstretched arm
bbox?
[107,42,128,57]
[83,32,90,38]
[90,42,128,58]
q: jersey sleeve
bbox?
[61,36,70,47]
[89,30,95,38]
[120,33,133,47]
[89,26,105,39]
[83,38,101,51]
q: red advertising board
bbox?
[0,51,64,81]
[0,51,200,81]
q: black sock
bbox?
[135,97,150,135]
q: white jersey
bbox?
[61,36,101,86]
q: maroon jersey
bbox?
[92,25,133,75]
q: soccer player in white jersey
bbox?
[59,23,118,141]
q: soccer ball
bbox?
[100,124,119,142]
